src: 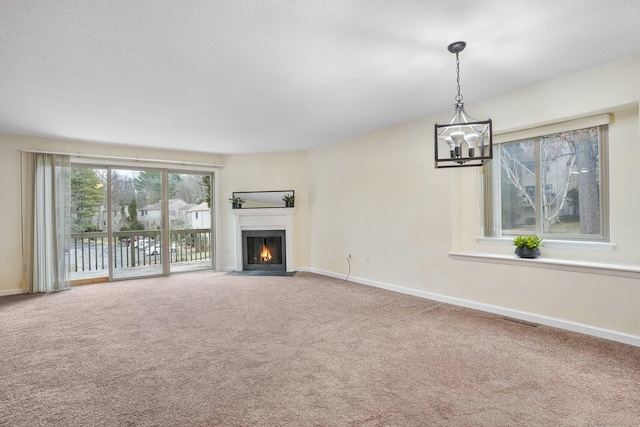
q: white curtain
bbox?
[29,153,71,293]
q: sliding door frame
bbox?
[70,159,220,281]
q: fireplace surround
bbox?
[232,207,295,272]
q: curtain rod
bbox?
[19,149,224,168]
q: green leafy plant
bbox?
[282,194,295,203]
[228,197,246,204]
[512,235,543,249]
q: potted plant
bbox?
[228,196,245,209]
[513,235,543,258]
[282,193,295,208]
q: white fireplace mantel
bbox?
[231,208,295,272]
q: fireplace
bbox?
[232,207,295,272]
[242,230,286,271]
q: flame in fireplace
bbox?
[260,244,272,263]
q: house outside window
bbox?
[484,118,609,242]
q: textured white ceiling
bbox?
[1,0,640,155]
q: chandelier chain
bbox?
[455,53,463,103]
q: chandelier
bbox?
[434,41,492,168]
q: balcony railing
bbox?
[67,229,212,277]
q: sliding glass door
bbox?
[167,172,213,273]
[110,168,164,279]
[68,165,215,282]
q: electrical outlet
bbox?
[366,257,371,265]
[347,254,352,262]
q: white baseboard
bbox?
[0,288,26,297]
[309,268,640,348]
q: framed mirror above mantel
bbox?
[232,190,295,209]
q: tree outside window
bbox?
[490,125,606,240]
[70,167,106,232]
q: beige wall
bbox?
[0,137,311,294]
[308,55,640,341]
[217,151,311,271]
[1,54,639,343]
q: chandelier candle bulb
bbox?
[445,137,455,158]
[450,132,465,158]
[464,133,479,157]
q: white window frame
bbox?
[484,114,610,242]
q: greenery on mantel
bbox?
[282,194,295,207]
[228,196,246,208]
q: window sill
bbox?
[449,251,640,279]
[476,237,615,251]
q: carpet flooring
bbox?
[1,272,639,426]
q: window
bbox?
[485,120,609,241]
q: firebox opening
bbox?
[242,230,286,271]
